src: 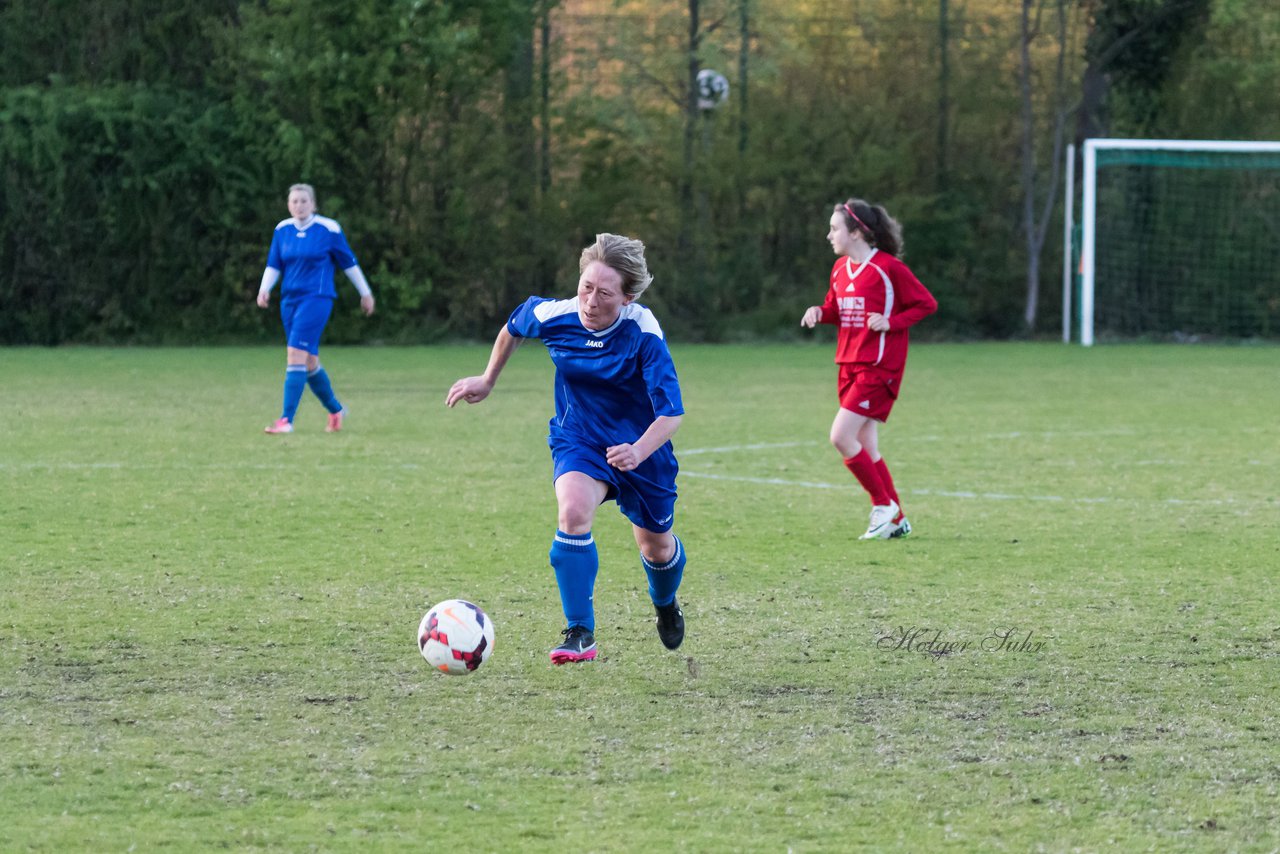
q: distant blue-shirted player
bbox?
[446,233,688,664]
[256,183,375,434]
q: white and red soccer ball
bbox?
[417,599,495,675]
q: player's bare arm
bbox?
[801,306,823,328]
[446,326,522,407]
[606,414,683,472]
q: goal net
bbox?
[1077,139,1280,345]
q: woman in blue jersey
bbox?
[446,233,688,665]
[256,183,375,434]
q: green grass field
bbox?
[2,343,1278,852]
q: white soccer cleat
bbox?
[860,500,900,540]
[889,514,912,539]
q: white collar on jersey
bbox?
[844,247,879,280]
[583,304,626,337]
[291,214,318,231]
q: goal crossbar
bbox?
[1076,138,1280,345]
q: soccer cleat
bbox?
[860,500,900,540]
[889,513,912,539]
[264,417,293,434]
[654,598,685,650]
[549,625,597,665]
[325,409,345,433]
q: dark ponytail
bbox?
[837,198,904,256]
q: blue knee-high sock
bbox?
[643,536,686,607]
[550,530,598,632]
[281,365,308,422]
[306,365,342,414]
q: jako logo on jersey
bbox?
[584,339,605,348]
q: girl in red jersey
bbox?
[801,198,937,539]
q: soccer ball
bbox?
[417,599,495,675]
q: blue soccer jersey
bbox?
[265,215,359,299]
[507,297,684,453]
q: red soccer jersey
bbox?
[818,249,937,375]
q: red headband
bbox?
[842,203,871,235]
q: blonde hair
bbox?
[288,183,317,209]
[579,233,654,299]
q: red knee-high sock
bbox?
[843,450,891,506]
[873,457,901,510]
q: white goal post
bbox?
[1071,138,1280,346]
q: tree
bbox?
[937,0,951,191]
[0,0,238,89]
[1158,0,1280,138]
[1075,0,1212,144]
[502,0,540,305]
[676,0,704,277]
[1018,0,1079,331]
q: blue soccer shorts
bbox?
[281,296,335,355]
[549,432,678,534]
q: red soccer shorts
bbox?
[837,364,900,422]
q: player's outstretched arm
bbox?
[606,414,683,472]
[446,326,522,408]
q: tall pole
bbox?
[539,2,551,197]
[1081,140,1096,347]
[1062,143,1075,343]
[937,0,949,190]
[738,0,750,158]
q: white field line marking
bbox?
[8,460,1244,507]
[677,437,1271,506]
[680,441,815,456]
[677,470,1243,507]
[680,430,1140,458]
[922,428,1138,441]
[2,462,426,471]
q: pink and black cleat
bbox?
[549,626,597,664]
